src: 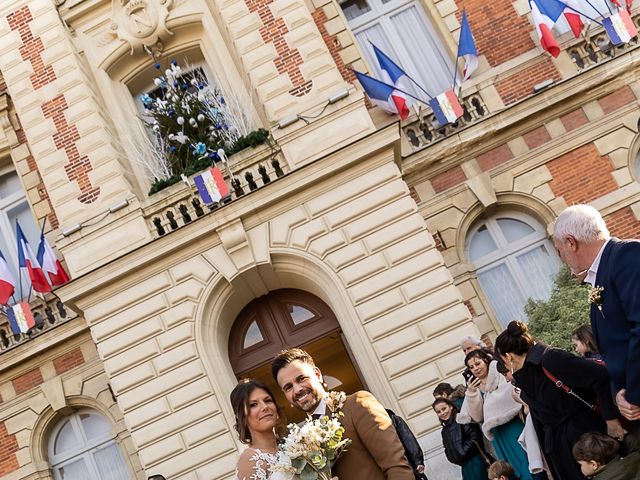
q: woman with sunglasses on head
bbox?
[495,321,624,480]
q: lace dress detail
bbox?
[236,448,278,480]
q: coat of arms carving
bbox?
[111,0,173,53]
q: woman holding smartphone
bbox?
[457,349,533,480]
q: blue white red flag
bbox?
[457,10,478,82]
[529,0,562,57]
[16,222,50,293]
[354,70,410,120]
[603,9,637,45]
[429,89,464,125]
[371,45,411,119]
[36,232,70,287]
[7,301,35,334]
[193,167,229,205]
[561,0,586,37]
[0,250,16,305]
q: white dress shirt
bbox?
[310,397,327,417]
[584,239,611,286]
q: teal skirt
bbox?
[461,454,488,480]
[491,417,532,480]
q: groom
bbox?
[553,204,640,422]
[272,348,415,480]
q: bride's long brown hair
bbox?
[230,379,286,444]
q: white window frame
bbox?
[466,211,561,327]
[48,409,131,480]
[341,0,454,99]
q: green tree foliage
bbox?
[524,265,590,352]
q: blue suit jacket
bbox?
[592,238,640,405]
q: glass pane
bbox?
[468,225,498,261]
[478,264,526,327]
[497,218,535,243]
[243,320,263,349]
[93,443,131,480]
[339,0,371,20]
[517,244,560,302]
[0,171,23,199]
[54,419,79,455]
[56,458,91,480]
[80,413,111,441]
[288,305,315,325]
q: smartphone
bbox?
[462,368,477,384]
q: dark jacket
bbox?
[591,239,640,405]
[440,414,486,466]
[513,343,616,480]
[592,452,640,480]
[386,409,427,480]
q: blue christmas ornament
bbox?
[168,109,175,116]
[171,60,178,66]
[220,96,226,105]
[198,83,205,90]
[140,93,153,107]
[181,83,188,91]
[209,151,219,159]
[154,63,161,70]
[194,142,207,155]
[170,146,177,153]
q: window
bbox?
[466,212,561,327]
[340,0,453,98]
[48,409,131,480]
[0,170,41,300]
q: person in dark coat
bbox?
[553,205,640,423]
[433,398,490,480]
[495,321,625,480]
[572,431,640,480]
[386,409,429,480]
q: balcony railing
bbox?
[567,11,640,70]
[142,141,287,238]
[402,92,488,151]
[0,296,76,354]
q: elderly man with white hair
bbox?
[553,204,640,424]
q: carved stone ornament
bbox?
[111,0,173,54]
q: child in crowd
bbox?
[572,431,640,479]
[433,382,465,410]
[488,460,520,480]
[571,325,603,361]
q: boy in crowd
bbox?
[572,431,640,479]
[488,460,520,480]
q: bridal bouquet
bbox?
[272,392,351,480]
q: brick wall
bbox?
[431,165,467,193]
[547,144,618,204]
[53,347,85,375]
[312,8,356,84]
[560,108,589,132]
[12,368,44,395]
[495,59,561,106]
[598,86,636,114]
[605,207,640,239]
[477,144,513,172]
[455,0,535,66]
[523,125,551,149]
[0,422,19,477]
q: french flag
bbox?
[193,167,229,205]
[457,10,478,82]
[7,301,35,334]
[529,0,584,57]
[16,222,51,293]
[371,45,411,120]
[0,250,16,305]
[560,0,586,37]
[36,232,70,287]
[429,89,464,125]
[354,70,410,120]
[603,9,638,45]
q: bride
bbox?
[231,379,286,480]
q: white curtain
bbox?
[94,444,131,480]
[56,459,91,480]
[478,264,527,327]
[516,245,560,301]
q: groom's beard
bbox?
[293,387,322,412]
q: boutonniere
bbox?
[588,286,605,317]
[325,390,347,416]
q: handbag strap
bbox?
[541,365,597,411]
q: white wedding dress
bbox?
[235,449,294,480]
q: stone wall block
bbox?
[324,240,368,270]
[344,197,416,241]
[168,255,217,284]
[419,302,471,339]
[157,323,194,352]
[289,217,328,249]
[269,206,307,246]
[98,318,164,359]
[389,362,440,397]
[363,215,425,253]
[106,339,159,377]
[355,289,405,322]
[152,343,199,375]
[340,252,387,286]
[372,325,423,359]
[138,435,184,467]
[166,378,216,411]
[126,398,171,430]
[612,168,633,187]
[593,127,636,156]
[401,268,457,302]
[181,416,228,448]
[513,165,552,194]
[111,362,156,394]
[165,279,205,305]
[92,296,168,343]
[308,229,347,258]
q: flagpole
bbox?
[367,41,434,100]
[25,218,47,305]
[15,220,23,301]
[562,2,604,25]
[351,69,430,105]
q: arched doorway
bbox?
[229,289,365,424]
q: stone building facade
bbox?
[0,0,639,478]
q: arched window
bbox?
[466,212,561,327]
[48,409,131,480]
